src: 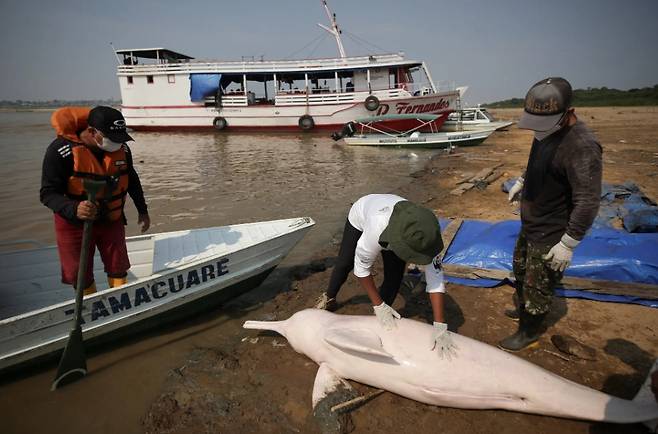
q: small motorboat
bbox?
[0,217,314,372]
[332,114,496,148]
[442,106,514,132]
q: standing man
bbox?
[41,106,150,295]
[314,194,457,359]
[501,77,602,351]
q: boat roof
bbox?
[116,48,422,75]
[354,114,440,123]
[116,48,194,60]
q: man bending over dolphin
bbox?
[314,194,457,358]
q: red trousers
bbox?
[54,214,130,286]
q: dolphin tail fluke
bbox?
[633,359,658,431]
[243,320,286,336]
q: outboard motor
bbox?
[331,121,356,141]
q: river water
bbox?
[0,110,438,264]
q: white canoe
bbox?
[0,217,314,372]
[343,128,496,148]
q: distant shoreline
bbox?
[0,106,121,112]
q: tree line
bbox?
[484,85,658,108]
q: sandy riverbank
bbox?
[2,107,657,434]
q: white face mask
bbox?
[96,136,123,152]
[534,122,563,141]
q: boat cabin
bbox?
[115,48,442,109]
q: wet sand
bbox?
[1,107,657,433]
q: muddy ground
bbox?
[4,107,658,434]
[138,107,658,434]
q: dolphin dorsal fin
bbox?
[324,327,394,359]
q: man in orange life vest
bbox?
[40,106,150,295]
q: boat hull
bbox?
[0,217,314,372]
[121,92,459,132]
[343,128,496,148]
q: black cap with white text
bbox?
[518,77,572,132]
[88,106,133,143]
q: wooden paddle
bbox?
[51,178,106,391]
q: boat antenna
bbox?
[317,0,346,58]
[109,42,121,65]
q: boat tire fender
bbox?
[298,115,315,131]
[364,95,380,111]
[213,117,228,131]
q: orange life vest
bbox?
[67,144,129,221]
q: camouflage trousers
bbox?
[512,231,564,315]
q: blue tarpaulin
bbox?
[440,219,658,308]
[190,73,221,102]
[502,179,658,233]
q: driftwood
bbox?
[450,164,503,195]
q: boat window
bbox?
[337,70,355,93]
[127,76,133,85]
[394,67,414,91]
[482,110,496,122]
[477,112,488,120]
[147,75,154,84]
[307,71,338,94]
[221,74,245,95]
[461,110,475,121]
[245,74,276,105]
[167,74,175,84]
[277,72,306,95]
[368,68,388,91]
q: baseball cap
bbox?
[88,106,133,143]
[518,77,572,132]
[379,201,443,265]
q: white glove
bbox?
[543,233,580,272]
[508,177,524,202]
[430,322,458,360]
[373,302,401,330]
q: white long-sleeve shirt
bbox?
[348,194,445,293]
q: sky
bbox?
[1,0,657,104]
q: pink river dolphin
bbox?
[244,309,658,428]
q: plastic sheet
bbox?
[440,219,658,308]
[190,73,221,102]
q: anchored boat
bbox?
[333,114,496,148]
[114,1,460,132]
[442,105,514,131]
[0,217,314,372]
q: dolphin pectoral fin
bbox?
[324,327,395,360]
[312,363,354,409]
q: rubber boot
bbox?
[108,276,128,288]
[498,311,546,352]
[83,281,97,296]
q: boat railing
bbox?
[220,95,248,107]
[116,53,411,75]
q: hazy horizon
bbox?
[2,0,657,105]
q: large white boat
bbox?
[114,1,460,132]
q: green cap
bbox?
[379,201,443,265]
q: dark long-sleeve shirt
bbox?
[520,120,602,245]
[40,138,148,224]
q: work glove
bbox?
[508,177,524,202]
[543,233,580,272]
[431,322,458,361]
[373,302,401,330]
